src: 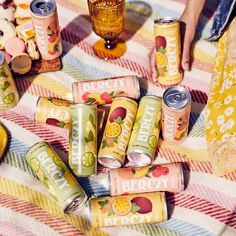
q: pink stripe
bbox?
[0,221,35,236]
[185,184,236,212]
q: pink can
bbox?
[72,76,140,105]
[109,163,184,196]
[162,86,191,144]
[30,0,62,60]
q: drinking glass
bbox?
[88,0,126,60]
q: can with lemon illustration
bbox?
[127,96,162,167]
[98,97,137,169]
[26,141,87,213]
[35,97,71,129]
[109,163,184,196]
[69,104,97,176]
[90,192,167,227]
[0,51,19,109]
[154,17,182,85]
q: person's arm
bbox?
[179,0,206,70]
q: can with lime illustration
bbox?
[127,96,162,166]
[0,51,19,109]
[26,141,87,213]
[98,97,137,169]
[69,104,97,176]
[90,192,167,227]
[35,97,71,129]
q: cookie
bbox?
[5,37,25,56]
[26,38,40,60]
[14,3,31,19]
[0,5,15,22]
[0,19,16,49]
[16,19,34,40]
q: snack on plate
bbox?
[26,38,40,60]
[11,52,32,74]
[5,37,25,56]
[0,124,8,160]
[14,0,32,5]
[14,3,31,19]
[16,19,35,40]
[0,5,15,22]
[0,19,16,49]
[16,17,31,25]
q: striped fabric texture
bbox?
[0,0,235,235]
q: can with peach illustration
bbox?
[109,163,184,196]
[72,76,140,105]
[26,141,87,213]
[34,97,71,129]
[30,0,62,60]
[154,17,182,85]
[69,104,97,177]
[98,97,137,169]
[162,86,191,144]
[127,96,162,166]
[90,192,167,227]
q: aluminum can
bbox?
[0,51,19,109]
[72,75,140,105]
[69,104,97,177]
[109,163,184,196]
[90,192,167,227]
[154,17,182,85]
[98,97,137,169]
[127,96,162,166]
[162,86,191,144]
[30,0,62,60]
[25,141,87,213]
[35,97,71,128]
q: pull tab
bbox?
[167,92,186,104]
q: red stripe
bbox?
[0,193,83,235]
[166,193,236,227]
[0,110,69,152]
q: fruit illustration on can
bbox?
[73,76,140,105]
[98,97,137,169]
[154,17,182,85]
[90,192,167,227]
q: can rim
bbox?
[71,103,97,108]
[154,17,177,24]
[141,95,162,101]
[98,155,123,169]
[127,151,152,167]
[25,141,47,159]
[134,76,141,99]
[64,193,88,213]
[163,85,191,110]
[34,96,42,121]
[179,163,185,191]
[162,192,168,221]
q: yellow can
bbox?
[154,17,182,85]
[90,192,167,228]
[98,97,137,168]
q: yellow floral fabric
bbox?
[205,17,236,176]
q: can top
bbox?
[30,0,56,16]
[154,17,177,24]
[0,51,4,66]
[141,95,162,102]
[163,86,191,109]
[71,103,97,108]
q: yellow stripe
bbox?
[26,75,73,101]
[161,141,210,162]
[0,177,107,236]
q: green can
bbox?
[0,51,19,109]
[26,141,87,213]
[69,104,97,176]
[127,96,162,166]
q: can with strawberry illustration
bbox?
[98,97,137,168]
[30,0,62,60]
[127,96,162,167]
[26,141,87,213]
[34,97,71,129]
[162,86,191,144]
[72,76,140,105]
[69,104,97,176]
[154,17,182,85]
[90,192,167,227]
[109,163,184,196]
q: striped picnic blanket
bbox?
[0,0,236,235]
